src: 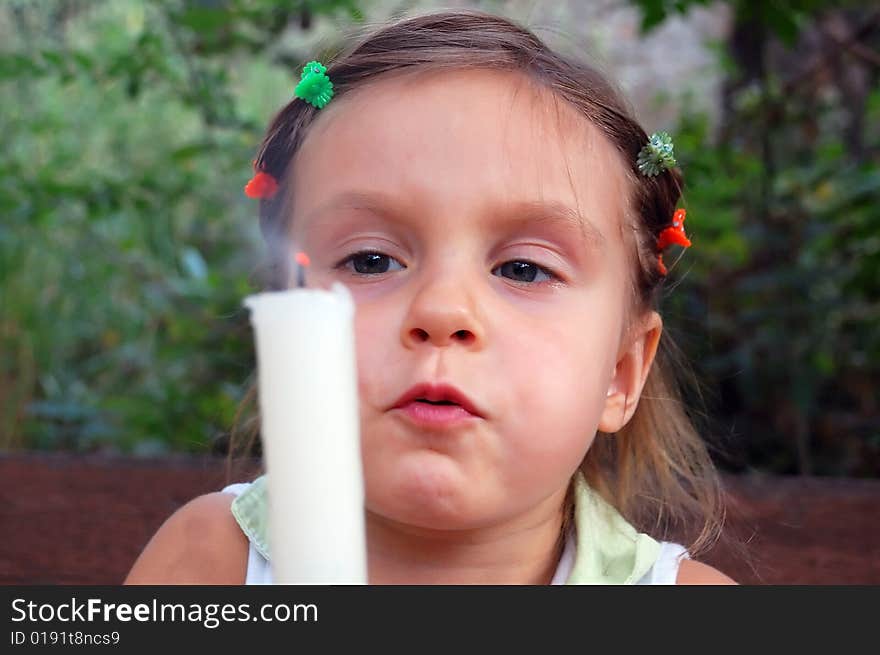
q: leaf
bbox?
[175,7,232,34]
[170,141,217,162]
[72,51,94,74]
[635,0,668,32]
[40,49,65,70]
[761,3,801,46]
[0,53,43,79]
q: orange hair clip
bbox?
[656,208,691,276]
[244,169,278,200]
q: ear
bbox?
[598,311,663,433]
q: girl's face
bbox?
[289,69,654,532]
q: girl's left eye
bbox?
[492,260,556,284]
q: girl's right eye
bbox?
[336,251,405,276]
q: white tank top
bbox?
[221,482,689,585]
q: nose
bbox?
[400,274,485,350]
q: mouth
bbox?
[396,400,477,428]
[389,382,484,428]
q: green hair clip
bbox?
[637,131,676,177]
[294,60,334,109]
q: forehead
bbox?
[290,68,630,251]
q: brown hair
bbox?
[230,8,726,558]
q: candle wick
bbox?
[294,251,310,288]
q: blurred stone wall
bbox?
[285,0,732,131]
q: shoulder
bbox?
[676,559,738,585]
[124,492,248,585]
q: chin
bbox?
[365,458,491,531]
[374,503,477,532]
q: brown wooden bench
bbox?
[1,453,877,584]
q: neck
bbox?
[364,492,568,585]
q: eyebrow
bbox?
[302,190,606,250]
[495,199,606,251]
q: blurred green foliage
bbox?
[669,101,880,476]
[0,0,358,454]
[1,0,877,475]
[632,0,830,42]
[637,0,880,475]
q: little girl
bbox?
[126,9,736,585]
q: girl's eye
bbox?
[337,251,405,275]
[492,260,555,284]
[336,252,555,284]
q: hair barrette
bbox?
[294,60,334,109]
[244,159,278,200]
[637,131,676,177]
[656,208,691,275]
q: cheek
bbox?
[502,318,614,458]
[352,302,397,406]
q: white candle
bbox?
[244,280,366,584]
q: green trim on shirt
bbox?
[229,476,270,561]
[230,471,661,584]
[568,472,661,584]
